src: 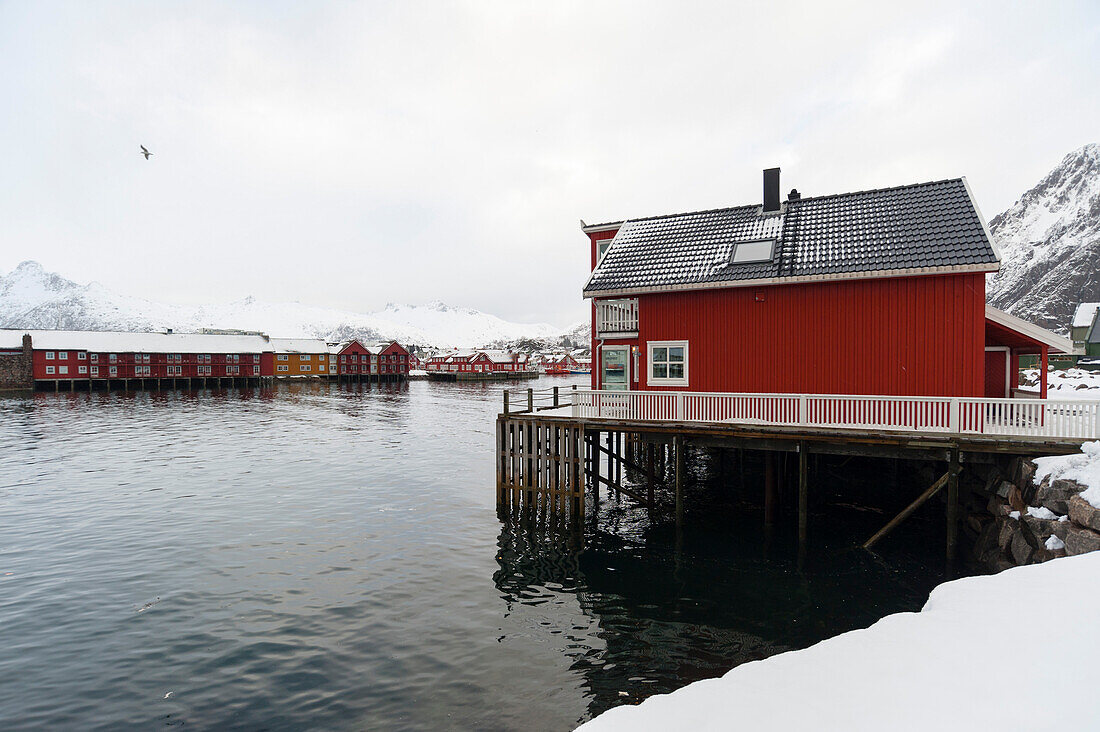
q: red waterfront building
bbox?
[582,170,1071,399]
[375,341,411,378]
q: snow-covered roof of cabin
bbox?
[585,178,1000,297]
[985,306,1074,353]
[481,350,517,363]
[0,329,273,354]
[1073,302,1100,329]
[268,337,329,354]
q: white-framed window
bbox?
[78,365,87,374]
[58,351,68,360]
[168,366,182,375]
[301,354,311,361]
[227,365,239,375]
[329,355,336,362]
[59,366,68,375]
[277,365,288,373]
[142,354,150,363]
[45,351,55,360]
[77,352,87,360]
[597,236,615,263]
[278,354,288,361]
[730,238,775,264]
[340,355,346,362]
[228,354,239,363]
[109,353,117,363]
[300,364,311,372]
[109,366,118,376]
[45,366,55,374]
[91,353,99,362]
[91,366,99,376]
[647,341,689,386]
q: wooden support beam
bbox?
[647,442,656,509]
[764,452,777,526]
[592,472,649,508]
[674,435,684,525]
[947,449,960,564]
[798,442,808,546]
[863,472,949,551]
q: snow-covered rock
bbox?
[0,261,575,349]
[986,143,1100,333]
[577,553,1100,732]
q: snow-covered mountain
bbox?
[0,261,578,349]
[987,143,1100,333]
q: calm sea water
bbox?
[0,377,954,730]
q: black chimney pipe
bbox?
[763,167,781,212]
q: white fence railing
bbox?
[569,390,1100,440]
[595,298,639,335]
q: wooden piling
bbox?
[947,449,960,564]
[674,435,684,526]
[764,452,777,526]
[798,443,808,546]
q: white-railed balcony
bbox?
[596,298,639,337]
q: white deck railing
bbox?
[595,298,639,335]
[569,390,1100,440]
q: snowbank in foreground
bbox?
[577,553,1100,731]
[1034,441,1100,509]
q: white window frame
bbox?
[109,366,118,376]
[300,364,311,372]
[45,351,55,360]
[91,366,99,376]
[59,366,68,375]
[45,365,55,375]
[646,340,689,387]
[730,238,776,264]
[77,352,87,360]
[78,365,87,374]
[58,351,68,360]
[277,365,288,373]
[91,353,98,362]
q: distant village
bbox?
[0,326,591,391]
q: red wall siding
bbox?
[618,273,985,397]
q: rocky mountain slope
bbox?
[0,261,581,349]
[987,143,1100,333]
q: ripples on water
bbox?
[0,378,953,730]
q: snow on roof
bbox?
[985,305,1074,353]
[268,337,329,353]
[1073,302,1100,329]
[0,329,274,354]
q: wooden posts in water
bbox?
[764,452,777,526]
[947,449,960,564]
[798,443,808,547]
[674,435,684,526]
[496,416,585,519]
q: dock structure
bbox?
[496,387,1100,561]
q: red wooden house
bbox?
[583,169,1071,399]
[335,339,373,377]
[6,330,273,384]
[374,341,410,379]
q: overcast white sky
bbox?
[1,1,1097,327]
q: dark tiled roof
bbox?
[584,178,999,295]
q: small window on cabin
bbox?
[91,354,98,362]
[58,351,68,359]
[598,238,614,263]
[77,352,86,360]
[730,239,776,264]
[45,351,55,360]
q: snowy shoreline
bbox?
[578,551,1100,731]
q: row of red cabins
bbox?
[0,330,412,390]
[582,169,1073,401]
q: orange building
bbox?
[269,338,332,377]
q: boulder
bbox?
[989,556,1015,574]
[1010,531,1035,565]
[987,495,1012,517]
[1009,458,1037,497]
[1021,512,1070,545]
[997,517,1017,551]
[1035,478,1085,515]
[1068,494,1100,532]
[973,521,1000,562]
[1064,524,1100,556]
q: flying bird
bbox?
[140,145,152,160]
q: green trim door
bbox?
[601,347,629,391]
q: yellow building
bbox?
[269,338,332,377]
